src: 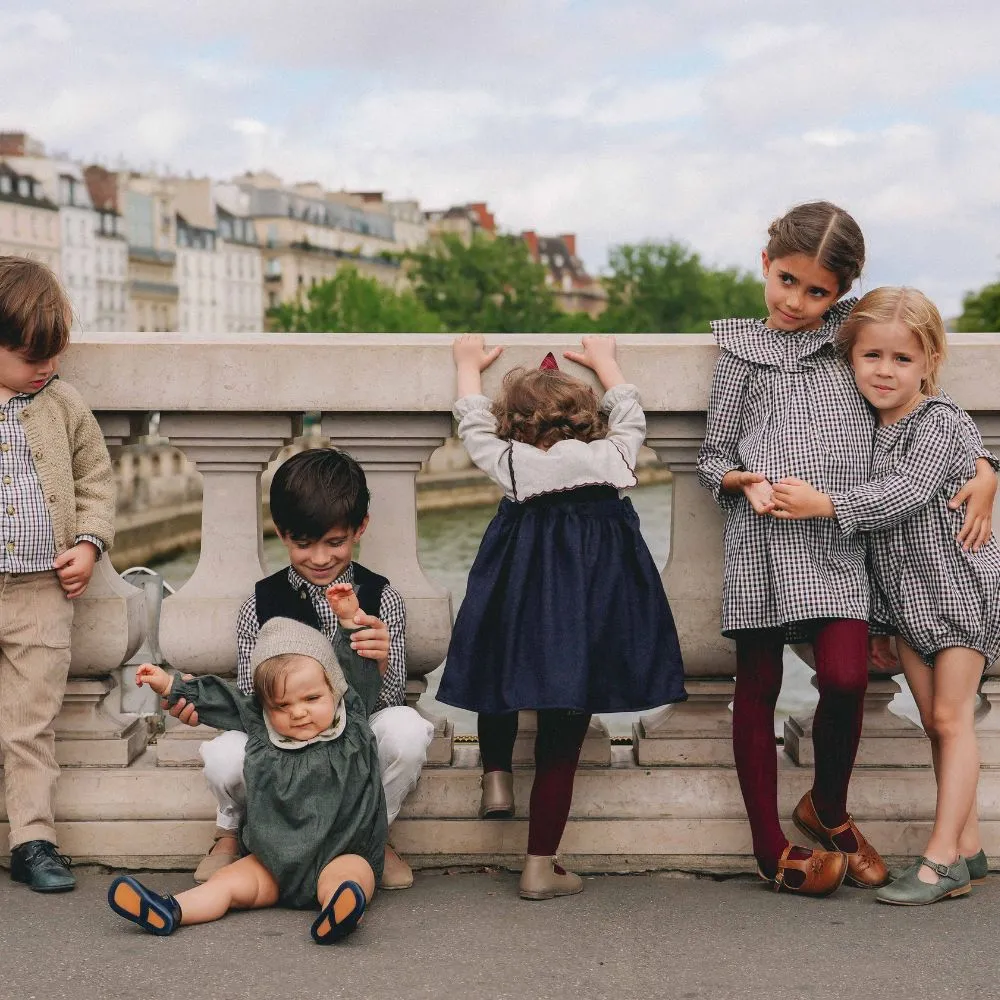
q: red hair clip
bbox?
[539,352,559,371]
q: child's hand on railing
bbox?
[453,334,503,372]
[135,663,174,697]
[563,336,624,390]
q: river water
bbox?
[150,482,916,736]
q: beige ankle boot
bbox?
[479,771,515,818]
[519,855,583,900]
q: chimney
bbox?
[559,234,577,257]
[0,132,29,157]
[521,230,539,259]
[83,165,119,212]
[468,202,496,233]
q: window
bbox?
[18,179,29,198]
[0,174,10,194]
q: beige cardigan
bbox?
[17,378,115,554]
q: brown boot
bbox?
[380,843,414,890]
[758,844,848,897]
[519,855,583,900]
[479,770,515,818]
[792,791,890,888]
[193,827,240,884]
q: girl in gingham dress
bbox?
[772,288,1000,905]
[698,203,997,897]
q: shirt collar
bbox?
[286,563,355,598]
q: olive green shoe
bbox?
[966,849,989,885]
[876,857,970,906]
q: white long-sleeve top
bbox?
[453,382,643,501]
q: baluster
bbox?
[56,413,146,766]
[155,412,296,765]
[633,414,736,765]
[324,412,455,764]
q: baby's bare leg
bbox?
[175,855,279,925]
[317,854,376,908]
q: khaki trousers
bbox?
[0,571,73,850]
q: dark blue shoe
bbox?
[108,875,182,936]
[10,840,75,893]
[311,880,366,943]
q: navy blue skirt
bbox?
[438,486,686,715]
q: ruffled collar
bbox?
[711,298,857,368]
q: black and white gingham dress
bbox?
[831,395,1000,667]
[698,300,877,639]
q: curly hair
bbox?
[491,367,607,449]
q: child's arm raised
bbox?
[326,584,384,713]
[454,334,503,399]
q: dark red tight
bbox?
[733,619,869,877]
[479,710,592,856]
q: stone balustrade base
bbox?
[3,746,1000,873]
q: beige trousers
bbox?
[0,571,73,850]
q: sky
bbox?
[2,1,999,316]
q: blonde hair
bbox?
[0,256,72,361]
[492,367,607,449]
[253,653,328,708]
[837,287,947,395]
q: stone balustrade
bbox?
[2,331,1000,870]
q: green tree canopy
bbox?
[599,241,765,333]
[956,279,1000,332]
[406,233,560,333]
[269,266,444,333]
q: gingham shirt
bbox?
[831,395,1000,666]
[235,563,407,712]
[698,302,993,640]
[0,390,103,573]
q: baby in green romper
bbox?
[107,583,388,944]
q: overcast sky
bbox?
[2,1,998,316]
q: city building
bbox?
[352,192,428,251]
[176,178,263,332]
[0,160,60,276]
[425,201,496,245]
[86,166,179,332]
[522,231,608,319]
[233,172,404,314]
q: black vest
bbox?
[254,563,389,631]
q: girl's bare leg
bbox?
[904,645,982,858]
[174,854,279,925]
[900,641,984,883]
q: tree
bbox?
[598,241,765,333]
[269,266,444,333]
[956,280,1000,332]
[406,233,561,333]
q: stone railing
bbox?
[5,331,1000,868]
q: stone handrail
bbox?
[56,333,1000,768]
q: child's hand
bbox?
[771,478,835,520]
[453,334,503,372]
[348,612,390,676]
[52,542,99,599]
[950,459,996,551]
[162,674,198,725]
[868,635,898,671]
[563,336,625,390]
[135,663,174,697]
[326,582,361,625]
[722,470,774,515]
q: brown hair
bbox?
[253,653,329,708]
[0,256,72,361]
[765,201,865,295]
[492,367,607,449]
[837,286,946,395]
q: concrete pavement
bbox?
[0,866,997,1000]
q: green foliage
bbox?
[956,280,1000,332]
[599,241,764,333]
[268,266,444,333]
[405,233,561,333]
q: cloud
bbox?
[0,1,998,316]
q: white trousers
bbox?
[199,705,434,830]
